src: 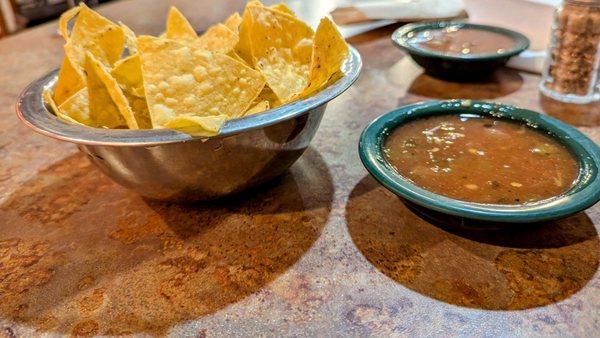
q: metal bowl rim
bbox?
[16,46,362,147]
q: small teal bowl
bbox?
[391,22,530,81]
[358,100,600,223]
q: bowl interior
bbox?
[16,46,362,147]
[391,22,530,61]
[359,100,600,223]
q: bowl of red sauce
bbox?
[359,100,600,223]
[392,22,529,80]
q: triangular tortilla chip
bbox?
[246,4,314,102]
[53,56,85,105]
[245,100,270,116]
[85,53,138,129]
[43,89,60,115]
[64,3,125,75]
[165,6,197,42]
[58,88,91,125]
[235,1,264,65]
[48,87,85,126]
[270,3,294,16]
[137,36,265,128]
[165,7,238,54]
[120,22,138,55]
[58,6,80,40]
[298,17,348,98]
[196,24,239,53]
[111,54,152,128]
[257,86,281,108]
[227,51,250,66]
[162,114,228,136]
[223,12,242,32]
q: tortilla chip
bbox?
[120,22,138,55]
[58,88,91,125]
[53,56,85,105]
[223,12,242,32]
[227,51,250,66]
[257,86,281,108]
[45,89,86,126]
[245,100,270,116]
[235,1,264,65]
[298,17,348,98]
[196,24,239,53]
[165,6,197,42]
[43,89,60,115]
[137,36,265,128]
[270,3,294,16]
[58,6,80,40]
[65,4,125,75]
[246,4,314,102]
[162,114,227,136]
[85,53,138,128]
[111,54,152,128]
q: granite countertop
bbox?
[1,0,599,336]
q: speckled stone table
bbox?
[1,0,600,336]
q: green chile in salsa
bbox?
[383,114,580,204]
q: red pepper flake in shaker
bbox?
[540,0,600,104]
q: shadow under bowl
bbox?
[16,47,362,202]
[391,22,530,81]
[358,100,600,224]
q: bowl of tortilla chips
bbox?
[16,1,361,201]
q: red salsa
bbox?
[384,114,580,204]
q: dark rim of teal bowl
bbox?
[358,100,600,223]
[391,22,530,61]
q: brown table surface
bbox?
[1,0,600,336]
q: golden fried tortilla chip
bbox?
[43,89,60,115]
[57,111,85,125]
[298,17,348,98]
[165,6,197,42]
[235,1,264,65]
[223,12,242,32]
[227,51,250,66]
[162,114,227,136]
[111,54,152,128]
[46,89,85,126]
[246,4,314,102]
[257,86,281,108]
[270,3,294,16]
[58,88,90,125]
[245,100,270,116]
[137,36,265,128]
[65,4,125,75]
[85,53,138,129]
[53,56,85,105]
[58,6,80,40]
[120,22,138,55]
[166,7,237,53]
[196,24,239,53]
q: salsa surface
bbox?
[408,27,516,55]
[384,114,579,204]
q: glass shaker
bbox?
[540,0,600,104]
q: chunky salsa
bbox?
[384,114,579,204]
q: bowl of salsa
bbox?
[359,100,600,223]
[391,22,529,80]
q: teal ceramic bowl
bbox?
[391,22,530,81]
[358,100,600,223]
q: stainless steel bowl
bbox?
[16,47,362,201]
